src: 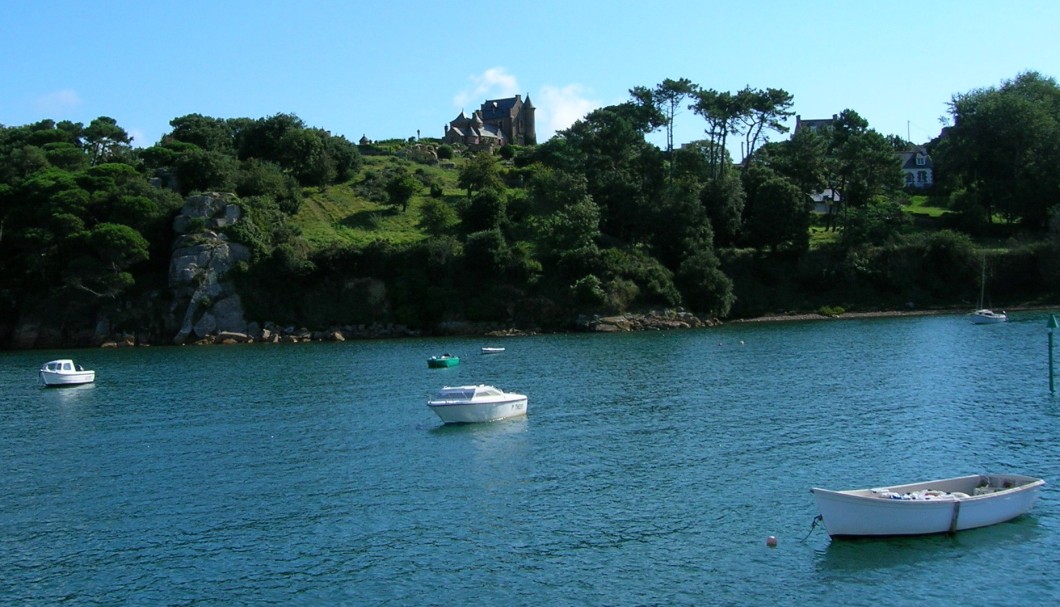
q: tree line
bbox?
[0,71,1058,347]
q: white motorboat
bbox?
[427,384,527,423]
[39,359,95,387]
[480,347,505,354]
[971,309,1007,324]
[811,473,1044,538]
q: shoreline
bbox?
[732,309,952,323]
[10,306,1057,351]
[732,305,1055,324]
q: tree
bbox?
[463,228,510,279]
[828,111,902,209]
[738,86,794,160]
[676,249,734,317]
[235,158,302,214]
[238,113,306,163]
[418,198,459,235]
[691,89,744,178]
[173,146,238,195]
[544,104,664,242]
[699,168,745,247]
[838,200,911,249]
[280,128,334,186]
[539,196,601,256]
[457,152,503,199]
[384,169,420,212]
[325,134,361,182]
[631,78,695,170]
[650,181,714,270]
[42,142,86,171]
[83,117,132,165]
[742,166,811,252]
[937,71,1060,229]
[460,188,507,233]
[169,114,236,154]
[753,130,828,197]
[526,167,590,216]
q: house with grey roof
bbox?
[898,147,933,188]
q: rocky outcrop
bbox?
[399,144,439,165]
[184,322,419,345]
[575,309,719,332]
[169,193,252,344]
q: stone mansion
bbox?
[443,94,537,150]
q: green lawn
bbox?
[809,225,839,248]
[904,194,949,218]
[292,156,466,250]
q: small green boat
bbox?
[427,354,460,368]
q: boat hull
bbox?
[811,474,1043,538]
[971,310,1007,324]
[40,370,95,387]
[427,357,459,368]
[427,397,527,423]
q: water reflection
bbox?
[428,415,529,437]
[46,382,97,396]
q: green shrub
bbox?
[571,274,607,307]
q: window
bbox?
[916,155,926,166]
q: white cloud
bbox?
[453,67,521,110]
[535,84,601,141]
[33,89,82,116]
[127,129,147,148]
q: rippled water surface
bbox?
[3,313,1059,605]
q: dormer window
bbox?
[916,154,926,166]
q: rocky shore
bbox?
[731,309,954,323]
[97,307,1019,348]
[575,309,720,332]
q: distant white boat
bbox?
[427,384,527,423]
[39,359,95,387]
[811,473,1044,538]
[971,255,1006,324]
[480,347,505,354]
[971,309,1008,324]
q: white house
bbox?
[898,147,933,188]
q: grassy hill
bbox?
[292,154,467,250]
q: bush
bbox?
[418,199,458,235]
[571,274,607,307]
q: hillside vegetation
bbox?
[1,71,1059,348]
[293,155,457,249]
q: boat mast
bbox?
[979,254,987,309]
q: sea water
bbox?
[2,312,1058,605]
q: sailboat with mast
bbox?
[971,255,1007,324]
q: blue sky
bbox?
[3,0,1058,157]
